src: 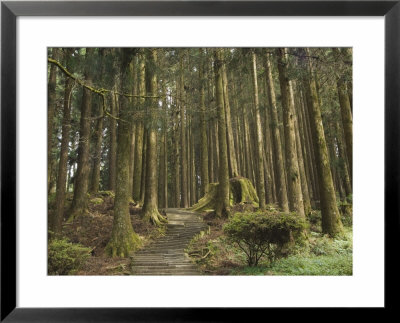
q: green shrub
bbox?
[223,211,306,266]
[48,238,91,275]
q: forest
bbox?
[47,47,353,276]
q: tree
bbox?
[214,49,230,217]
[199,48,209,197]
[68,48,94,222]
[302,48,343,236]
[250,50,266,209]
[264,52,289,212]
[51,48,74,234]
[47,48,60,191]
[106,49,141,257]
[141,49,167,225]
[132,53,145,202]
[276,48,305,218]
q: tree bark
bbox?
[179,51,189,208]
[222,52,239,178]
[250,51,266,209]
[132,53,145,202]
[303,49,343,235]
[199,49,209,197]
[47,48,60,190]
[68,48,94,221]
[214,49,230,217]
[277,48,305,217]
[141,49,167,225]
[51,48,73,234]
[264,52,289,212]
[106,49,141,257]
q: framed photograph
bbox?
[1,0,398,321]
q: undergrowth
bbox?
[187,208,353,276]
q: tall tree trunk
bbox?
[214,49,230,217]
[303,49,343,235]
[335,120,352,197]
[132,54,145,202]
[222,53,239,178]
[51,49,73,234]
[106,49,141,257]
[277,48,305,217]
[68,48,94,221]
[250,51,266,209]
[128,58,138,199]
[293,86,311,215]
[90,49,106,193]
[158,82,168,208]
[199,49,209,197]
[173,92,181,207]
[89,100,104,193]
[264,52,289,212]
[179,51,189,208]
[141,49,167,225]
[333,47,352,179]
[108,89,118,191]
[48,48,60,190]
[140,130,147,205]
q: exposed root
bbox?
[141,207,168,226]
[191,177,259,213]
[105,231,141,258]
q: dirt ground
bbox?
[58,192,163,275]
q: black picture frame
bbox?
[1,1,398,321]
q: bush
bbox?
[223,211,306,266]
[48,238,91,275]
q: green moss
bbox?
[105,232,142,258]
[191,178,259,212]
[90,197,104,205]
[98,190,115,198]
[48,238,91,275]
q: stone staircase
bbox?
[130,208,207,275]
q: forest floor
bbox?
[49,193,352,276]
[49,191,165,275]
[187,207,353,276]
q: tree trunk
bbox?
[250,51,266,209]
[277,48,305,217]
[214,49,230,217]
[264,52,289,212]
[199,49,209,197]
[179,51,189,208]
[222,53,239,178]
[51,49,73,234]
[108,89,118,191]
[132,54,145,202]
[106,49,141,257]
[68,48,94,221]
[303,49,343,236]
[47,48,60,190]
[141,49,167,225]
[128,59,138,199]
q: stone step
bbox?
[130,209,204,276]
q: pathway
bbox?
[130,208,206,275]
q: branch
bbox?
[48,57,161,99]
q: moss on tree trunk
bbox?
[141,49,167,225]
[106,49,141,257]
[191,177,259,212]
